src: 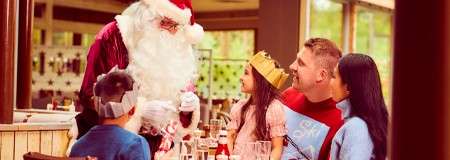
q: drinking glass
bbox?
[180,140,194,155]
[256,141,271,160]
[195,138,209,160]
[209,119,221,138]
[180,154,193,160]
[242,142,257,159]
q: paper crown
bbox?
[249,51,289,89]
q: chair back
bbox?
[23,152,95,160]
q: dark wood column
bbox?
[17,0,34,109]
[257,0,300,88]
[0,0,17,124]
[392,0,450,159]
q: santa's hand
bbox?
[140,100,176,130]
[179,92,200,112]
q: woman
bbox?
[330,53,389,160]
[227,51,289,160]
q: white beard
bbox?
[116,2,198,133]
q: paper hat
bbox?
[249,51,289,89]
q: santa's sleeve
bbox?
[78,37,107,110]
[78,21,127,110]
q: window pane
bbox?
[356,6,393,106]
[310,0,343,47]
[82,33,96,47]
[32,28,42,45]
[52,31,73,46]
[196,30,255,99]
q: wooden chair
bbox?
[23,152,96,160]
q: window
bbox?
[196,30,255,99]
[310,0,344,47]
[82,33,96,47]
[52,31,73,46]
[32,28,43,45]
[356,6,393,105]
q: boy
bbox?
[70,70,150,160]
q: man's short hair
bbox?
[304,38,342,76]
[94,72,134,101]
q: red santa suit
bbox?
[70,0,204,159]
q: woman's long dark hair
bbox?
[338,53,389,160]
[237,66,280,140]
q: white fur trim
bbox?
[143,0,191,25]
[184,23,204,44]
[115,15,135,52]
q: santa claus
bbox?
[68,0,204,159]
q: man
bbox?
[282,38,343,160]
[70,70,150,160]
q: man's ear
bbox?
[128,106,136,116]
[316,69,328,83]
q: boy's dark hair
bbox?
[94,71,134,100]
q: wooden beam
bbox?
[445,2,450,160]
[356,0,395,11]
[34,0,127,13]
[299,0,309,48]
[392,0,448,159]
[34,17,47,29]
[348,2,356,53]
[195,10,259,30]
[197,17,258,30]
[341,2,357,53]
[52,20,103,34]
[53,0,127,14]
[0,0,17,124]
[44,0,53,45]
[35,18,103,34]
[195,10,258,19]
[53,5,117,25]
[258,0,300,89]
[17,0,34,109]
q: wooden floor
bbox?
[0,123,71,160]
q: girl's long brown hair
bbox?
[237,66,280,140]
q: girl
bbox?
[330,53,389,160]
[227,51,289,160]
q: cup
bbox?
[180,140,194,155]
[180,154,193,160]
[242,142,257,159]
[256,141,271,160]
[209,119,221,138]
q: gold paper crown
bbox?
[249,51,289,89]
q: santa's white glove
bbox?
[179,92,200,112]
[141,100,177,131]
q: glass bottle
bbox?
[215,129,230,160]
